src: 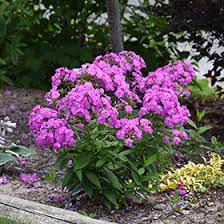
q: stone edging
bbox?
[0,194,116,224]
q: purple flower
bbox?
[75,123,84,129]
[19,172,39,185]
[0,175,8,184]
[169,191,174,197]
[47,194,66,203]
[21,133,28,140]
[178,189,187,197]
[178,182,185,190]
[19,173,30,182]
[9,104,17,111]
[29,51,195,149]
[125,105,133,114]
[19,160,28,166]
[125,138,133,147]
[164,136,170,143]
[173,137,181,145]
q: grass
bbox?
[0,217,27,224]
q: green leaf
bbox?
[75,169,82,181]
[188,119,197,129]
[0,73,13,86]
[83,181,94,198]
[109,151,128,162]
[45,168,57,183]
[96,159,105,168]
[144,154,157,166]
[125,192,141,203]
[0,58,6,65]
[62,169,74,187]
[57,151,70,169]
[71,183,83,197]
[104,168,122,190]
[119,149,132,157]
[103,199,112,209]
[11,49,18,65]
[8,144,36,157]
[85,171,101,189]
[0,153,15,166]
[131,170,141,186]
[187,129,197,137]
[138,167,145,175]
[0,16,6,37]
[197,126,212,135]
[103,190,117,206]
[73,153,91,171]
[196,110,206,121]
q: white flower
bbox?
[0,116,16,138]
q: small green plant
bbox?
[181,109,224,156]
[0,117,35,166]
[44,168,57,183]
[79,211,97,219]
[189,78,219,100]
[163,189,195,218]
[181,110,212,156]
[166,190,186,213]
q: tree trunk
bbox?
[106,0,124,53]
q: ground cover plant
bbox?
[0,116,35,167]
[29,51,196,207]
[0,217,27,224]
[159,152,224,193]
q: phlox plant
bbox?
[29,51,195,207]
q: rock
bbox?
[153,203,166,210]
[181,210,190,215]
[140,216,153,222]
[153,212,162,220]
[151,221,165,224]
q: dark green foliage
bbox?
[57,120,173,208]
[0,0,108,89]
[144,0,224,86]
[181,110,224,157]
[123,13,173,71]
[189,78,219,100]
[0,0,179,89]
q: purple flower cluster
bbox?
[170,182,187,197]
[19,172,39,185]
[139,87,190,127]
[29,51,195,149]
[115,118,153,147]
[29,105,75,150]
[0,175,8,184]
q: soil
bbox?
[0,87,224,224]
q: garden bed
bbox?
[0,87,224,224]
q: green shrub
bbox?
[57,120,172,208]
